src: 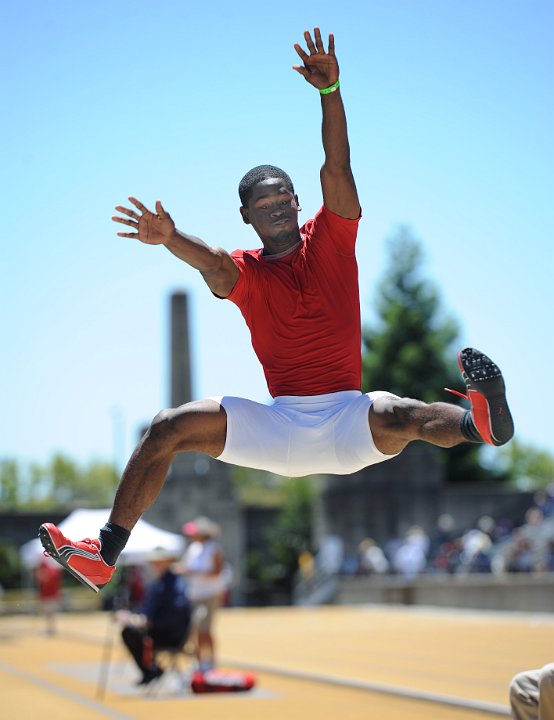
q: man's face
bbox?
[240,178,300,245]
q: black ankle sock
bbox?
[460,410,484,444]
[99,522,131,566]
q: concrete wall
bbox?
[336,573,554,613]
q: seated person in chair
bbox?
[117,547,191,685]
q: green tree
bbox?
[0,454,119,509]
[0,540,22,589]
[240,473,316,604]
[79,461,119,505]
[362,226,503,483]
[0,460,19,507]
[50,454,80,504]
[45,454,119,507]
[266,476,316,599]
[362,226,460,399]
[501,439,554,489]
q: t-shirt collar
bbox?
[261,235,304,260]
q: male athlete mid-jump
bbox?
[39,28,514,592]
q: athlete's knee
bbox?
[147,403,197,452]
[369,396,428,455]
[146,399,226,456]
[372,396,427,434]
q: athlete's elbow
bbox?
[321,160,353,180]
[201,248,239,297]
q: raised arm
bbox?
[112,197,239,298]
[293,28,360,220]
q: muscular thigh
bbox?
[162,399,228,457]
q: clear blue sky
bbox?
[2,0,553,472]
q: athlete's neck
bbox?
[261,229,302,256]
[262,238,303,259]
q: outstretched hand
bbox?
[293,27,339,90]
[112,197,175,245]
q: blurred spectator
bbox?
[431,539,462,574]
[504,532,537,573]
[495,507,554,573]
[357,538,389,575]
[543,540,554,572]
[341,553,360,575]
[305,496,554,580]
[491,517,514,544]
[521,507,546,537]
[430,514,456,556]
[298,550,316,582]
[220,561,234,606]
[297,550,317,596]
[392,526,429,579]
[476,514,496,538]
[34,556,62,635]
[179,516,226,673]
[457,526,493,574]
[318,535,345,575]
[117,547,191,686]
[532,488,554,518]
[510,662,554,720]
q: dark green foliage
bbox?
[362,227,460,402]
[0,460,19,506]
[243,476,315,604]
[0,540,23,589]
[501,439,554,489]
[266,476,315,591]
[0,455,119,509]
[361,226,505,483]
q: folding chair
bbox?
[145,638,194,694]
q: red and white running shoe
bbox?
[38,523,115,593]
[446,347,514,446]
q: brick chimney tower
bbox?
[170,291,193,406]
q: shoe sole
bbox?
[38,525,101,593]
[458,348,514,446]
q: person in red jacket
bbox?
[39,27,513,593]
[35,556,62,635]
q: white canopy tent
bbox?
[20,508,185,568]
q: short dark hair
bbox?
[238,165,294,206]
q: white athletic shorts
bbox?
[214,390,399,477]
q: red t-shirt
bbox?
[36,560,62,599]
[227,205,361,397]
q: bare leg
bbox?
[197,629,215,666]
[109,399,227,531]
[369,396,466,456]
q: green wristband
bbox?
[319,79,340,95]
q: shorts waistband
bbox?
[273,390,362,405]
